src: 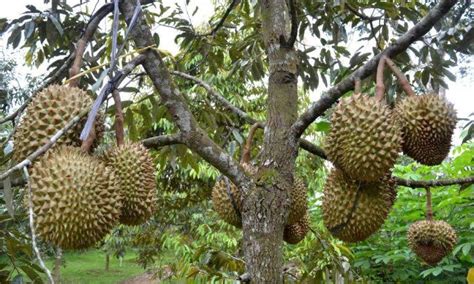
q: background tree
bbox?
[0,0,473,283]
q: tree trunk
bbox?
[105,254,110,271]
[53,248,62,283]
[241,0,299,283]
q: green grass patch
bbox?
[46,249,147,284]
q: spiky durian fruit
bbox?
[30,146,120,249]
[322,168,396,243]
[212,163,255,227]
[284,213,310,244]
[395,94,456,165]
[407,220,457,265]
[13,85,104,162]
[287,178,308,225]
[104,142,156,225]
[325,94,401,182]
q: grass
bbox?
[38,249,147,284]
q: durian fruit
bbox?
[212,163,255,227]
[407,220,457,265]
[395,94,457,165]
[287,178,308,225]
[30,146,120,249]
[103,142,156,225]
[284,213,310,244]
[322,168,396,243]
[325,94,401,182]
[13,84,105,162]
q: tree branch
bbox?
[201,0,241,37]
[345,3,381,21]
[120,0,252,192]
[291,0,459,138]
[280,0,298,48]
[295,139,474,189]
[68,2,115,87]
[298,138,327,159]
[170,71,256,124]
[394,176,474,188]
[142,133,183,148]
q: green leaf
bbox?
[47,14,63,35]
[19,265,43,283]
[315,120,330,132]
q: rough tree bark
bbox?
[240,0,298,282]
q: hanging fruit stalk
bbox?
[112,90,125,146]
[375,56,386,102]
[425,188,433,221]
[384,57,416,97]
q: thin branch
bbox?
[281,0,298,48]
[291,0,459,138]
[112,90,125,146]
[345,3,381,21]
[202,0,241,37]
[394,176,474,188]
[23,167,54,284]
[241,122,264,164]
[141,133,183,148]
[68,3,115,87]
[298,138,327,160]
[295,139,474,189]
[170,71,256,124]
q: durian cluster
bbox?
[15,85,157,250]
[322,79,457,247]
[212,163,310,244]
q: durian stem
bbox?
[354,78,361,95]
[80,125,97,153]
[384,57,416,97]
[112,90,125,146]
[375,56,386,102]
[241,122,264,164]
[425,188,433,221]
